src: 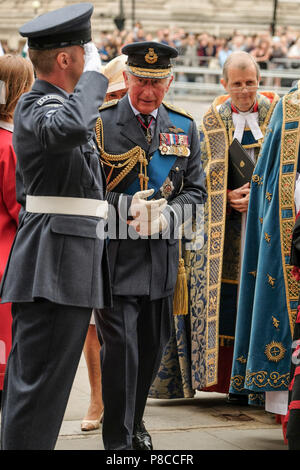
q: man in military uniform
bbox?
[95,41,207,450]
[0,3,111,450]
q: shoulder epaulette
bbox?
[99,99,119,111]
[163,101,193,120]
[36,94,66,107]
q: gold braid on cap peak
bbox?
[128,65,172,78]
[95,117,149,192]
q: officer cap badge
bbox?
[145,48,158,64]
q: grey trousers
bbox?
[1,299,91,450]
[96,295,173,450]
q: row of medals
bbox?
[159,132,190,157]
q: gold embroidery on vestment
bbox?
[279,88,300,334]
[266,192,272,201]
[265,232,271,243]
[237,356,247,364]
[267,274,276,287]
[264,341,286,362]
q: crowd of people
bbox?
[94,25,300,70]
[2,23,300,70]
[92,25,300,88]
[2,1,300,453]
[2,23,300,92]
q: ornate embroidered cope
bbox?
[230,83,300,393]
[190,92,279,388]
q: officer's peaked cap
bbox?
[19,3,93,50]
[122,41,178,79]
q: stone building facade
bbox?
[1,0,300,50]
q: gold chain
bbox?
[95,117,149,192]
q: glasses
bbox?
[229,85,259,93]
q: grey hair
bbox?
[222,51,260,81]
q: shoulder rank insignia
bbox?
[36,94,66,106]
[162,101,193,120]
[168,126,185,133]
[99,99,119,111]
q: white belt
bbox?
[26,195,108,219]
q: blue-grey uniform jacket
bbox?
[99,95,207,300]
[0,71,112,309]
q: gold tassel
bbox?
[173,239,188,315]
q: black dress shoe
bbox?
[227,393,249,405]
[132,421,153,450]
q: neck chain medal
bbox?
[137,115,154,144]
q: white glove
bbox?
[128,189,168,236]
[83,42,102,73]
[129,189,167,220]
[129,212,169,237]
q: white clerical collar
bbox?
[128,94,158,119]
[232,107,263,143]
[0,120,13,132]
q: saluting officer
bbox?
[0,3,111,450]
[95,41,207,450]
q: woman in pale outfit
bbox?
[0,54,34,406]
[81,54,128,431]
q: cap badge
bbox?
[145,48,158,64]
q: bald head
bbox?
[223,51,260,81]
[221,51,260,112]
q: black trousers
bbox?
[96,295,173,450]
[0,299,91,450]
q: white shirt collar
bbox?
[128,94,158,119]
[0,120,13,132]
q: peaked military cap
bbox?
[19,3,93,50]
[121,41,178,79]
